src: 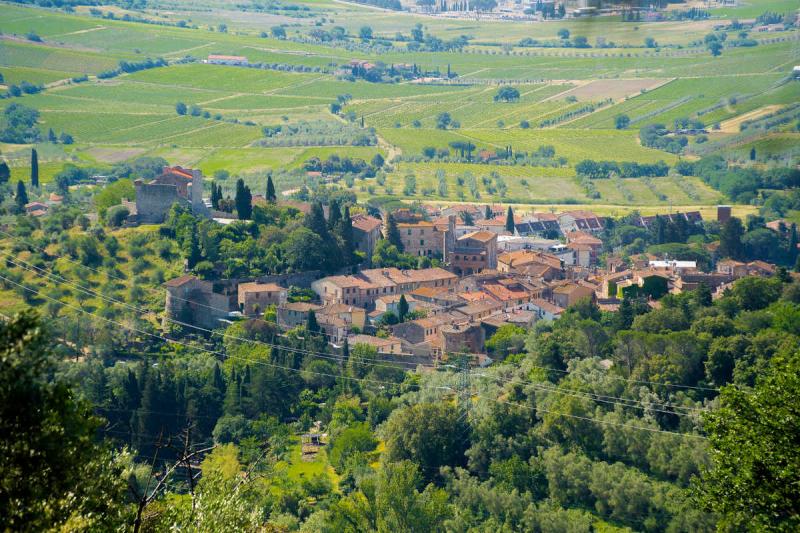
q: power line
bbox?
[0,252,425,372]
[3,253,708,417]
[476,394,707,440]
[0,229,721,393]
[0,274,708,441]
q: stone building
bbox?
[444,216,498,275]
[237,282,287,317]
[163,274,233,329]
[396,221,444,258]
[351,214,383,263]
[440,322,485,355]
[135,166,209,224]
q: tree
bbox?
[708,40,723,56]
[644,37,657,48]
[485,205,493,219]
[494,86,520,102]
[175,101,187,115]
[411,23,424,42]
[234,178,252,220]
[615,114,630,129]
[0,311,129,531]
[371,153,384,168]
[557,28,570,39]
[385,213,404,252]
[436,112,452,130]
[398,295,409,322]
[306,310,320,333]
[271,26,286,39]
[749,147,756,161]
[15,180,28,212]
[266,174,276,202]
[472,0,497,11]
[359,26,373,39]
[30,148,38,188]
[719,217,744,260]
[383,402,470,482]
[695,350,800,531]
[0,160,10,184]
[505,206,515,233]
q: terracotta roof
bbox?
[163,274,197,288]
[411,286,448,299]
[458,291,495,303]
[351,214,382,232]
[482,283,531,302]
[531,298,564,314]
[281,301,322,312]
[349,334,401,348]
[460,230,496,243]
[238,282,284,293]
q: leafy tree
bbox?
[695,350,800,531]
[271,26,286,39]
[557,28,570,39]
[0,311,129,531]
[30,148,38,188]
[371,153,384,168]
[436,112,452,130]
[384,402,470,482]
[719,217,745,260]
[359,26,373,39]
[175,101,187,115]
[615,114,630,129]
[329,422,377,470]
[234,178,252,220]
[494,86,520,102]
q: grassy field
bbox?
[0,0,798,210]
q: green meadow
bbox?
[0,0,798,207]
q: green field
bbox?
[0,0,798,208]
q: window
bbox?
[420,240,424,245]
[407,229,412,235]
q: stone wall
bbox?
[135,183,186,224]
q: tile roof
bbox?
[460,230,497,243]
[163,274,198,288]
[238,282,284,293]
[351,214,382,232]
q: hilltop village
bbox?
[119,164,793,365]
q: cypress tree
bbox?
[306,310,319,333]
[186,223,201,269]
[616,297,633,330]
[0,161,10,184]
[385,213,404,252]
[505,206,515,233]
[695,283,712,307]
[30,149,38,188]
[305,202,330,238]
[328,199,341,230]
[266,173,276,202]
[338,204,355,263]
[749,147,756,161]
[398,294,409,322]
[484,205,492,220]
[15,180,28,212]
[223,368,241,416]
[234,178,252,220]
[788,223,798,265]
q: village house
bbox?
[163,274,234,329]
[277,301,322,330]
[24,202,48,217]
[348,334,404,355]
[351,214,383,263]
[440,322,485,354]
[497,249,563,274]
[237,282,287,317]
[551,283,595,309]
[447,230,498,275]
[530,298,565,322]
[311,267,457,309]
[395,221,444,258]
[558,210,604,234]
